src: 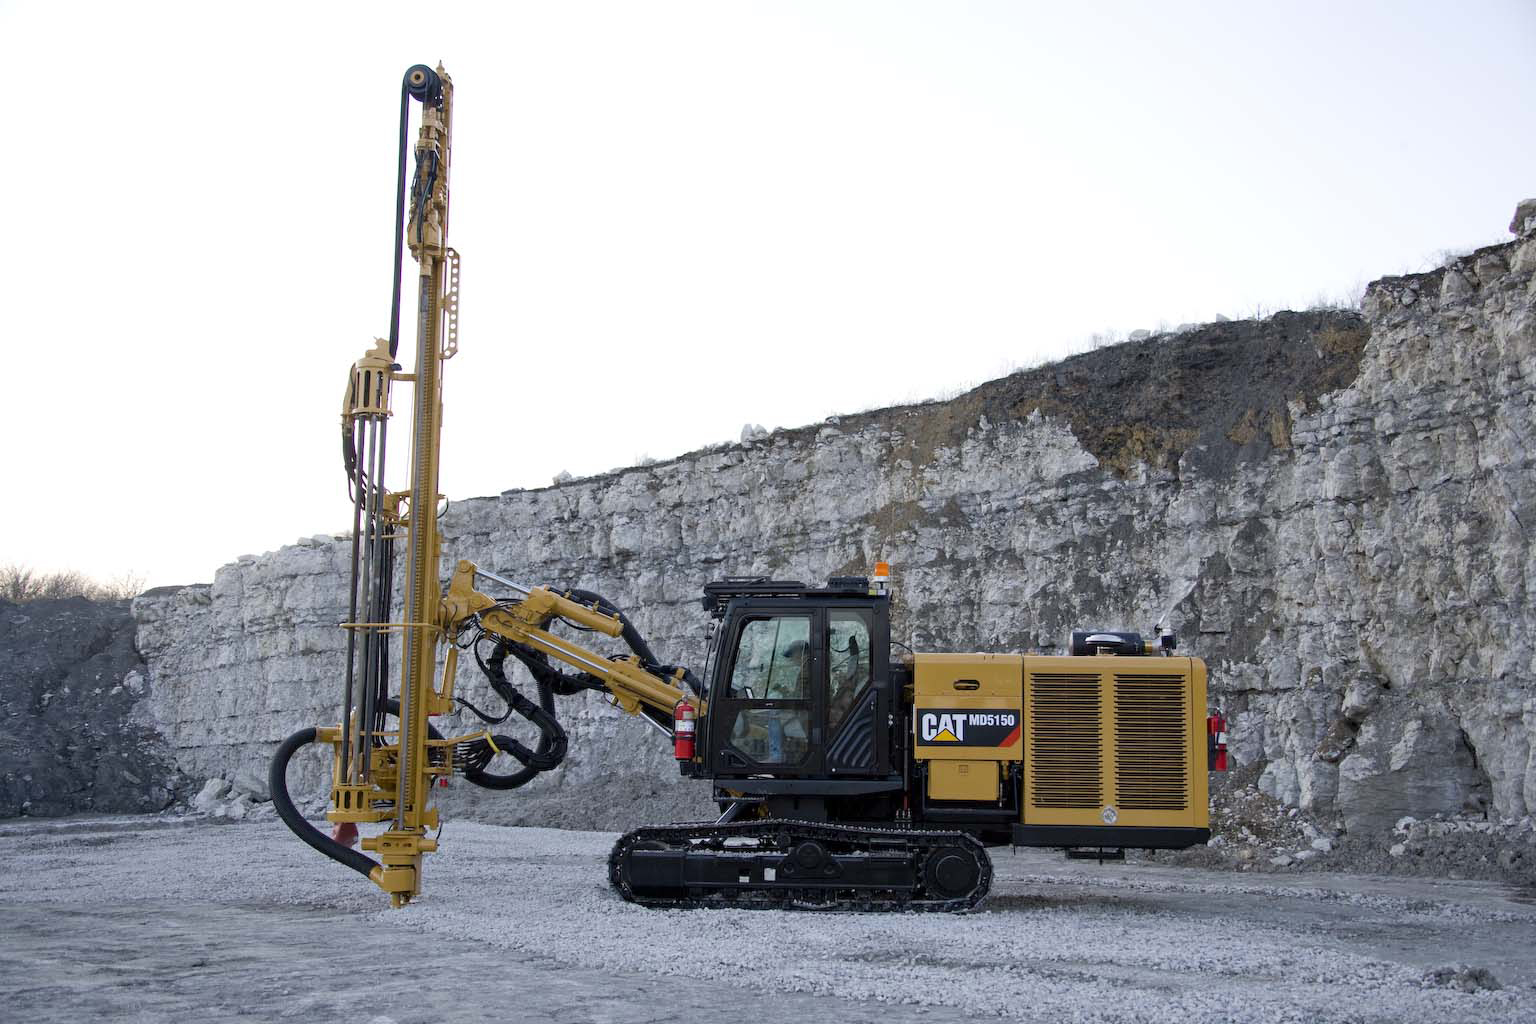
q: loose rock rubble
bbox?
[1159,770,1536,888]
[186,776,276,823]
[1422,965,1504,994]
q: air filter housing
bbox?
[1069,630,1144,657]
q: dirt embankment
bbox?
[0,597,186,816]
[819,309,1368,477]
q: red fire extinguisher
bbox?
[674,700,697,761]
[1207,710,1229,772]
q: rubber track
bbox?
[608,819,992,912]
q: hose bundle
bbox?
[454,641,573,790]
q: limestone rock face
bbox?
[132,227,1536,835]
[133,537,358,809]
[1510,197,1536,238]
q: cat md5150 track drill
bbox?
[271,65,1226,911]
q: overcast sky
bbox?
[2,1,1533,589]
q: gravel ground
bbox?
[2,815,1534,1023]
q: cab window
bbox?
[828,608,872,730]
[729,616,811,700]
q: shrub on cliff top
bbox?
[0,564,144,603]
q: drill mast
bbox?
[271,64,694,905]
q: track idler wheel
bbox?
[788,840,835,877]
[924,844,985,901]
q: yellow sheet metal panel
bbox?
[1022,655,1205,829]
[912,653,1023,762]
[1022,657,1105,826]
[1188,658,1209,829]
[914,652,1021,697]
[927,760,1000,802]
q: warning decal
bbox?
[917,710,1022,747]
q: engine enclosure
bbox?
[696,579,1210,850]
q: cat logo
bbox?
[919,712,966,742]
[917,710,1022,747]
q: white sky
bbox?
[2,1,1533,589]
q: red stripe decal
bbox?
[1000,723,1021,747]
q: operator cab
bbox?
[694,577,903,819]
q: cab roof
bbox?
[701,576,882,616]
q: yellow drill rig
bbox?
[271,65,1227,910]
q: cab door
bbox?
[824,605,886,775]
[708,608,824,778]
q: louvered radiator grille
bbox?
[1113,674,1189,810]
[1028,673,1102,808]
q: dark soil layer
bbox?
[0,597,186,816]
[815,309,1369,478]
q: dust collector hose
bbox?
[269,727,378,879]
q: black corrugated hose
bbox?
[458,642,569,790]
[269,727,378,879]
[269,700,443,879]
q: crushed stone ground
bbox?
[2,816,1535,1023]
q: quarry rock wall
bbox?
[127,218,1536,834]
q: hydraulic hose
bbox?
[514,642,603,697]
[456,586,697,791]
[269,701,445,878]
[387,64,443,360]
[562,587,703,696]
[563,587,660,665]
[462,644,567,790]
[269,727,378,879]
